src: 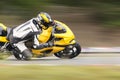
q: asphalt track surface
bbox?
[0,53,120,66]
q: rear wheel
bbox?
[54,42,81,59]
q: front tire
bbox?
[54,42,81,59]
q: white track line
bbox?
[82,47,120,52]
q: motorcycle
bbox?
[0,20,81,60]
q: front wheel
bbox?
[54,42,81,59]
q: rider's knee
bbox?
[22,49,33,60]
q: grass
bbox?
[0,65,120,80]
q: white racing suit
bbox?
[7,18,42,60]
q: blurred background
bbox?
[0,0,120,47]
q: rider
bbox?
[7,12,55,60]
[32,12,55,49]
[32,12,67,49]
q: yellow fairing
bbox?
[54,20,76,45]
[0,36,8,42]
[52,46,65,53]
[32,47,65,55]
[38,27,53,43]
[32,47,53,54]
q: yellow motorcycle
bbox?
[0,21,81,60]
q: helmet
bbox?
[37,12,54,28]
